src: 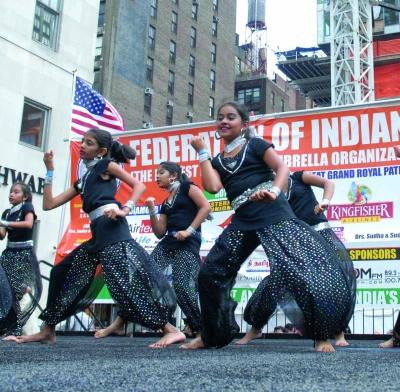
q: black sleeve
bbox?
[22,203,37,221]
[250,137,274,160]
[291,171,305,184]
[1,209,9,220]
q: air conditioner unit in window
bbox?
[213,16,220,22]
[186,111,194,118]
[167,100,174,107]
[143,122,153,129]
[144,87,154,95]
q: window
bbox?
[166,105,173,125]
[212,19,218,37]
[237,87,261,105]
[209,97,215,118]
[191,3,198,20]
[19,98,50,150]
[169,41,176,64]
[212,0,219,11]
[281,99,285,112]
[271,91,275,106]
[210,70,216,91]
[95,35,103,57]
[168,71,175,95]
[189,55,196,77]
[144,93,152,115]
[150,0,157,18]
[211,43,217,64]
[172,0,178,4]
[188,83,194,105]
[171,11,178,33]
[148,25,156,49]
[146,57,154,82]
[32,0,61,49]
[98,0,105,27]
[190,27,197,48]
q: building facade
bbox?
[0,1,99,301]
[94,0,237,129]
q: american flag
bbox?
[70,76,124,137]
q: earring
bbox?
[95,154,103,160]
[214,130,221,140]
[168,178,175,184]
[240,128,246,138]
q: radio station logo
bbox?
[327,182,393,223]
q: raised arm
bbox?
[145,197,167,239]
[190,136,223,194]
[301,171,335,215]
[42,150,79,210]
[174,184,212,241]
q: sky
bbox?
[236,0,318,76]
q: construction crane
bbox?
[330,0,400,106]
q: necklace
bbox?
[224,135,246,154]
[168,181,181,193]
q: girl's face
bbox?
[156,166,176,189]
[80,133,105,160]
[9,185,27,206]
[216,105,246,142]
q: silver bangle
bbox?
[269,186,281,198]
[123,200,135,212]
[186,226,196,235]
[44,176,53,185]
[148,208,157,217]
[321,198,331,206]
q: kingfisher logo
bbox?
[128,219,152,234]
[347,182,372,204]
[327,182,393,223]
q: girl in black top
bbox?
[239,171,356,347]
[95,162,210,345]
[0,182,42,339]
[183,102,353,352]
[18,129,184,347]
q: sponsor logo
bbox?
[347,182,372,204]
[128,219,153,234]
[327,202,393,223]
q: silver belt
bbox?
[7,240,34,249]
[231,181,273,211]
[312,222,331,232]
[89,203,119,222]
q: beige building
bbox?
[94,0,237,129]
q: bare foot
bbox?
[2,335,20,343]
[180,336,205,349]
[335,332,350,347]
[378,338,394,348]
[315,340,335,352]
[94,316,125,339]
[17,324,56,345]
[236,327,262,345]
[149,331,186,348]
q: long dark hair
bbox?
[86,128,136,163]
[11,182,33,203]
[217,101,255,140]
[159,161,190,182]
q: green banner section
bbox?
[203,188,227,201]
[97,284,111,300]
[356,288,400,305]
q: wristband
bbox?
[269,186,281,198]
[0,220,9,227]
[46,170,54,177]
[199,152,211,163]
[321,198,331,206]
[44,176,53,185]
[186,226,196,235]
[198,148,208,155]
[123,200,135,212]
[148,207,157,217]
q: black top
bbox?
[159,181,201,254]
[211,137,295,230]
[2,202,36,242]
[74,158,132,253]
[287,171,327,226]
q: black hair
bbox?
[86,128,136,163]
[217,101,255,140]
[159,161,190,182]
[11,182,33,203]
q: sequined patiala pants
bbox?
[0,248,42,336]
[199,219,353,348]
[40,240,176,331]
[151,243,201,333]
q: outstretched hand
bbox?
[104,207,126,220]
[145,197,156,208]
[249,190,277,203]
[43,150,55,171]
[190,136,207,153]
